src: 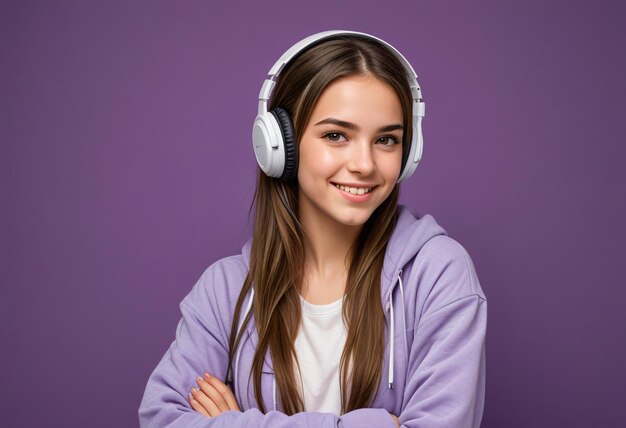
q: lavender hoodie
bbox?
[139,205,487,427]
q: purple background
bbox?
[3,1,625,426]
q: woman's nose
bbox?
[346,140,375,176]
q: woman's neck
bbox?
[298,205,362,302]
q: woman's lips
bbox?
[332,183,377,202]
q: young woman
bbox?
[139,31,487,428]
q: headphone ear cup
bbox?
[270,107,298,181]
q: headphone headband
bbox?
[268,31,417,88]
[253,30,425,182]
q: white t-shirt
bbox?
[294,294,347,415]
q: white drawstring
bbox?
[273,376,277,411]
[398,271,408,360]
[388,288,394,389]
[397,271,409,410]
[388,272,406,389]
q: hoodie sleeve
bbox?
[399,238,487,428]
[138,261,398,428]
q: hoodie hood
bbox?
[381,205,447,308]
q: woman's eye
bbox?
[377,136,399,146]
[324,132,346,142]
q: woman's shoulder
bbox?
[180,253,249,323]
[407,234,486,316]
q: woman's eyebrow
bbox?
[314,117,403,133]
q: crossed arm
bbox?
[187,370,400,427]
[140,247,486,427]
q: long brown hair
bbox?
[226,35,414,415]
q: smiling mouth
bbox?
[332,183,376,195]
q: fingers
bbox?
[204,372,240,411]
[190,386,221,417]
[188,372,241,418]
[197,374,229,413]
[188,390,210,417]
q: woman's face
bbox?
[297,73,404,228]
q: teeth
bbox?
[334,184,373,195]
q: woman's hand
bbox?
[188,372,240,417]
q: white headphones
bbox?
[252,30,425,183]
